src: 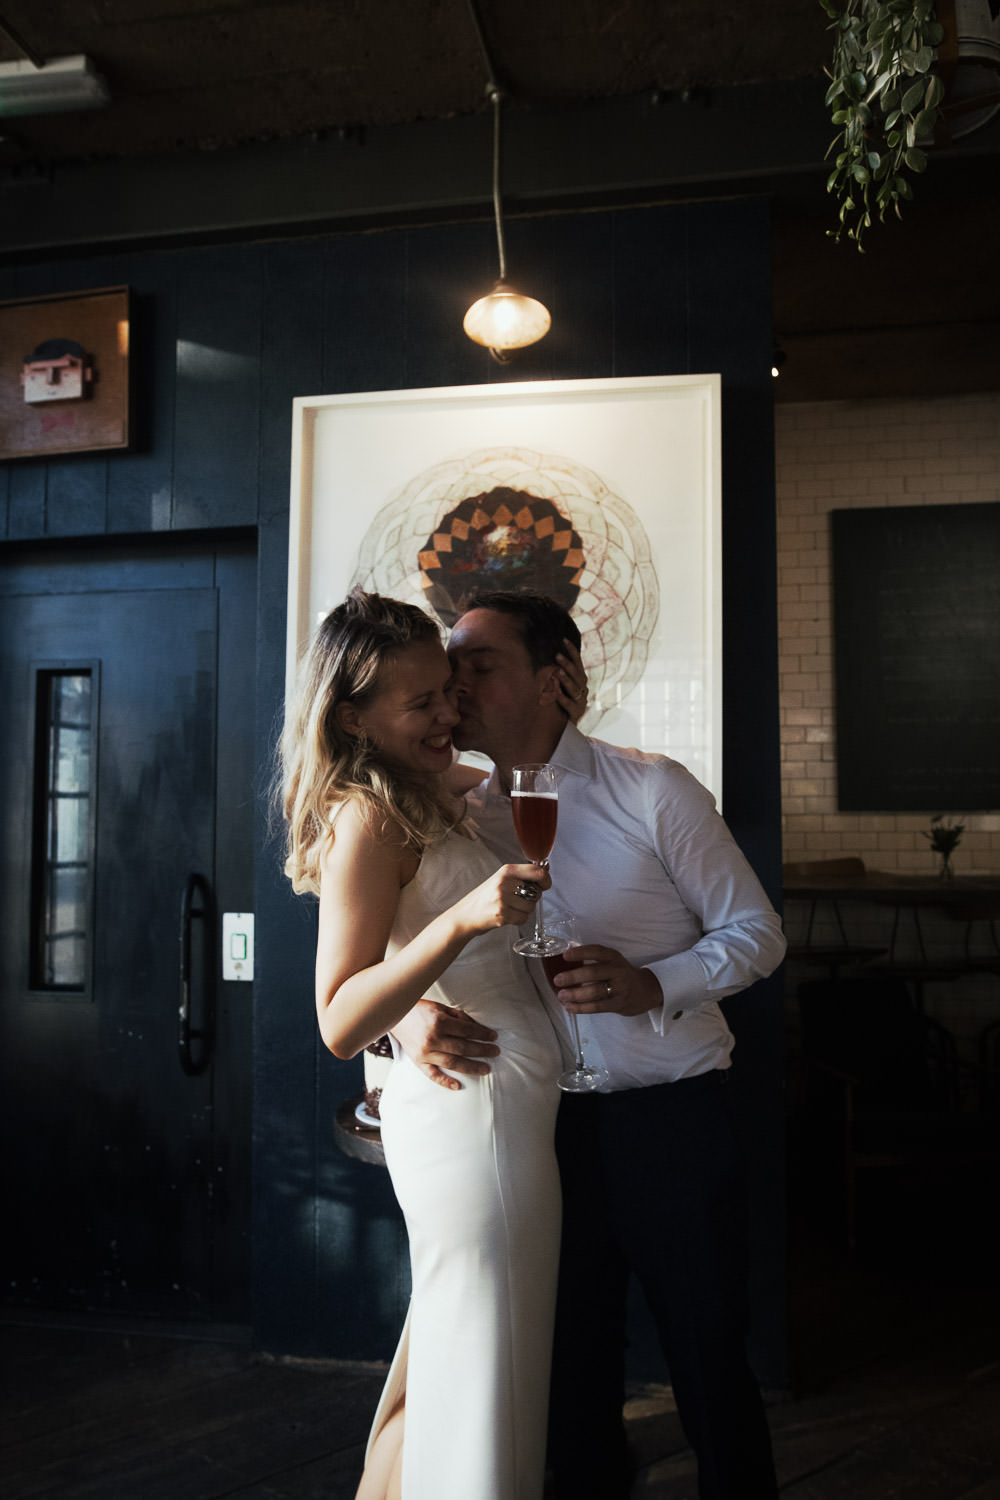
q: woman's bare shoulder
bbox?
[321,797,417,886]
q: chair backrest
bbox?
[797,976,954,1112]
[783,857,867,878]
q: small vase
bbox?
[937,851,954,881]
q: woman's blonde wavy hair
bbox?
[280,588,467,895]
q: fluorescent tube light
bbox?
[0,55,110,118]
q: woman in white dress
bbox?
[280,589,567,1500]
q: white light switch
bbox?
[222,912,254,982]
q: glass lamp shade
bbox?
[463,280,551,353]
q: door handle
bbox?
[179,872,215,1076]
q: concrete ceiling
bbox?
[1,0,997,402]
[0,1,833,161]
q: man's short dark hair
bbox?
[463,590,582,672]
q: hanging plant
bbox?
[821,0,947,248]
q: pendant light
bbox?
[462,6,550,362]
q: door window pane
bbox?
[32,672,93,991]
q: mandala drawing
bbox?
[350,446,660,731]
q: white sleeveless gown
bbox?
[365,827,563,1500]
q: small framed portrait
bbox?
[0,286,131,461]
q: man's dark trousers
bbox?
[547,1070,778,1500]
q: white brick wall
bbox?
[776,392,1000,876]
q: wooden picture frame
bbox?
[288,374,723,799]
[0,286,131,461]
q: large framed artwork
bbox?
[287,374,722,797]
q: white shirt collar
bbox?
[484,721,596,798]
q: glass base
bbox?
[558,1066,609,1093]
[514,933,568,957]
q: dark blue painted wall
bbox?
[0,197,786,1386]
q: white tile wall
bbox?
[776,392,1000,875]
[776,393,1000,1048]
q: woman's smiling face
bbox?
[347,639,460,776]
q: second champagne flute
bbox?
[511,762,563,957]
[541,914,610,1092]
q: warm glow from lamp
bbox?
[463,279,551,359]
[461,69,552,362]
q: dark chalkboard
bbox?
[832,502,1000,812]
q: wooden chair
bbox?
[783,857,887,976]
[865,895,1000,1007]
[794,975,999,1252]
[946,898,1000,972]
[979,1019,1000,1114]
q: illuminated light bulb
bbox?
[463,279,551,362]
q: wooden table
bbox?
[783,871,1000,907]
[783,870,1000,978]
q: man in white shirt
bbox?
[393,591,785,1500]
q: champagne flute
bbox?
[541,914,610,1093]
[511,762,562,957]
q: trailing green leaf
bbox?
[823,0,946,248]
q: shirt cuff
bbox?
[644,950,709,1035]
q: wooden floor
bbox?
[2,1208,999,1500]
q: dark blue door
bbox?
[0,538,255,1325]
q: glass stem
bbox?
[533,861,549,945]
[567,1011,585,1070]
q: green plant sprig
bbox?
[821,0,945,249]
[921,813,965,856]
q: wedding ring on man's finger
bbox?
[515,881,541,901]
[605,980,614,999]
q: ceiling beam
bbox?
[2,76,997,260]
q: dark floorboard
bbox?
[2,1206,998,1499]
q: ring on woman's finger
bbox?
[605,980,614,999]
[515,881,541,901]
[574,688,585,701]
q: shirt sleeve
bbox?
[640,763,786,1035]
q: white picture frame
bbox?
[287,373,722,797]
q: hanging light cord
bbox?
[465,0,508,282]
[489,86,507,282]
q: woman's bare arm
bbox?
[315,802,547,1059]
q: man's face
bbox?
[446,608,550,759]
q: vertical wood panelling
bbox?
[253,240,330,1355]
[173,246,262,530]
[519,212,615,384]
[45,454,109,536]
[7,462,47,539]
[260,241,325,518]
[612,206,691,377]
[252,870,328,1354]
[685,199,785,1392]
[107,252,179,534]
[687,201,779,839]
[402,223,496,392]
[321,231,407,395]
